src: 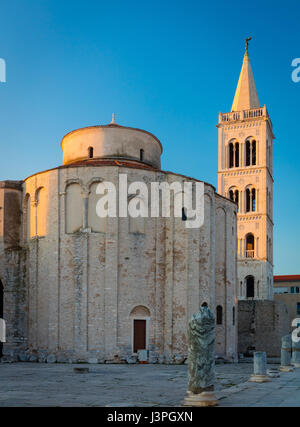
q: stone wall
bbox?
[0,181,27,360]
[238,300,290,357]
[3,163,237,363]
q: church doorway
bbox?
[133,319,146,353]
[130,305,150,354]
[246,276,255,298]
[0,280,3,357]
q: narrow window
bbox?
[291,287,295,294]
[297,302,300,316]
[234,190,239,212]
[229,143,234,168]
[252,140,256,165]
[246,141,251,166]
[296,287,300,294]
[182,207,187,221]
[246,188,251,212]
[88,147,94,159]
[252,188,256,212]
[235,143,239,167]
[229,190,234,201]
[140,149,144,162]
[216,306,223,325]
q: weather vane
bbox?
[245,37,252,52]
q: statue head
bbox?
[189,306,215,337]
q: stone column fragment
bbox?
[249,351,270,383]
[280,335,294,372]
[292,338,300,368]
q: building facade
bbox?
[217,46,274,301]
[274,275,300,325]
[0,119,238,363]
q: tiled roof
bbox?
[274,275,300,282]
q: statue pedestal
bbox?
[280,365,294,372]
[182,391,218,407]
[249,374,270,383]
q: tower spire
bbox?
[231,38,260,112]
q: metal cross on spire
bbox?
[245,36,252,52]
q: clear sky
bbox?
[0,0,299,274]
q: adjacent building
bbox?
[274,275,300,325]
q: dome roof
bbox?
[61,120,163,170]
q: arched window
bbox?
[246,187,256,213]
[182,207,187,221]
[252,188,256,212]
[88,181,106,233]
[245,139,256,166]
[229,188,239,205]
[65,183,83,234]
[229,142,240,168]
[140,149,144,162]
[252,140,256,165]
[246,275,255,298]
[216,305,223,325]
[36,187,47,236]
[229,143,234,168]
[234,190,239,212]
[246,141,251,166]
[246,188,251,212]
[246,233,254,258]
[88,147,94,159]
[235,142,239,167]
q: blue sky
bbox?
[0,0,299,274]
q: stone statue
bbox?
[182,306,218,406]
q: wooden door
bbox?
[133,319,146,353]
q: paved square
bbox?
[0,362,299,407]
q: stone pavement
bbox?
[217,368,300,407]
[0,362,299,407]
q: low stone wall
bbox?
[238,300,290,357]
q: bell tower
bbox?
[217,40,274,300]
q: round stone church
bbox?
[0,117,237,363]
